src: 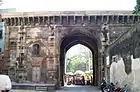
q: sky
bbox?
[0,0,136,12]
[66,44,91,59]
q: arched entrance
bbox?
[59,29,101,86]
[64,44,93,86]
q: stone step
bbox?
[12,83,56,91]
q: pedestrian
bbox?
[82,76,85,85]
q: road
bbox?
[11,85,101,92]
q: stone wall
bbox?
[110,55,140,92]
[4,25,58,83]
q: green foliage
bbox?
[66,55,86,73]
[66,51,92,73]
[66,59,73,72]
[133,0,140,14]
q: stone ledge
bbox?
[12,83,56,91]
[1,11,135,18]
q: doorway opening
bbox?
[64,44,93,86]
[59,32,100,86]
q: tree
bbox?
[79,48,92,71]
[66,52,92,73]
[66,55,86,73]
[66,45,93,73]
[133,0,140,14]
[66,59,73,72]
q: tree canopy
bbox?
[66,55,86,73]
[66,51,92,73]
[133,0,140,14]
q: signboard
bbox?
[36,86,47,91]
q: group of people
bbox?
[67,75,93,85]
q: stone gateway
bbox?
[1,11,140,88]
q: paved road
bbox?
[57,85,100,92]
[10,90,44,92]
[11,85,101,92]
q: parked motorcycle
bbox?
[103,85,110,92]
[120,84,127,92]
[101,82,127,92]
[114,84,127,92]
[101,79,107,92]
[102,83,115,92]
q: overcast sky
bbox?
[66,44,91,58]
[0,0,136,57]
[0,0,136,12]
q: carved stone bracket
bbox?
[101,23,110,42]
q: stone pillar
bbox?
[54,28,61,88]
[104,55,110,84]
[45,32,58,85]
[55,54,60,89]
[106,55,113,84]
[3,26,10,74]
[16,26,27,82]
[97,51,103,86]
[94,52,98,86]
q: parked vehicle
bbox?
[101,79,107,92]
[120,84,127,92]
[0,75,12,92]
[101,82,127,92]
[103,86,110,92]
